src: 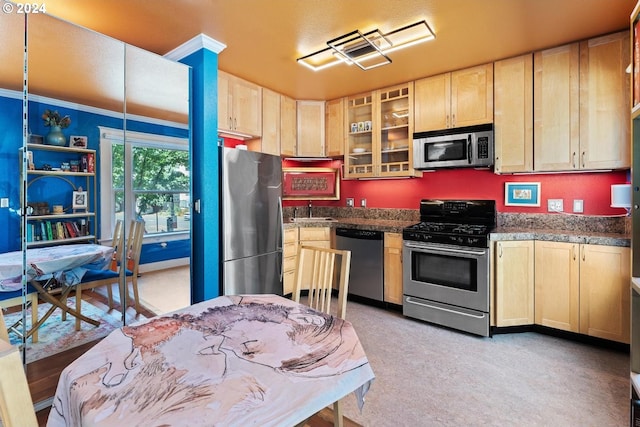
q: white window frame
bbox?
[98,126,189,244]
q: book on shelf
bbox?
[64,222,77,238]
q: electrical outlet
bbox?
[346,198,354,207]
[0,198,8,208]
[547,199,563,212]
[360,198,367,208]
[573,199,584,213]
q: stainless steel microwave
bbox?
[413,124,494,170]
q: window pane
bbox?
[132,147,189,191]
[135,192,190,234]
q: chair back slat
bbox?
[0,339,37,427]
[292,245,351,319]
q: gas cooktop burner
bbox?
[402,199,496,248]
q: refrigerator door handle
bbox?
[278,196,284,283]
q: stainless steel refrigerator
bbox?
[220,146,283,295]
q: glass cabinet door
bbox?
[379,85,413,177]
[345,93,374,178]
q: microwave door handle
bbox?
[467,135,472,164]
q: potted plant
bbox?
[42,109,71,146]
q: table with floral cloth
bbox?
[47,294,375,427]
[0,244,114,330]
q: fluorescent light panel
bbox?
[298,20,435,72]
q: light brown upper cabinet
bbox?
[494,54,534,173]
[260,87,280,156]
[345,83,420,179]
[295,100,325,157]
[414,63,493,132]
[218,70,262,138]
[534,31,629,171]
[579,31,630,170]
[325,98,345,157]
[280,95,297,156]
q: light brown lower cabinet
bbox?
[493,240,534,327]
[534,240,630,344]
[384,232,403,305]
[282,228,299,295]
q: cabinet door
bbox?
[378,84,417,177]
[579,31,630,170]
[345,93,375,178]
[534,43,580,171]
[414,73,450,132]
[383,233,403,305]
[325,98,345,157]
[450,63,494,128]
[280,95,297,157]
[534,241,580,332]
[217,71,232,132]
[494,54,533,173]
[579,244,630,343]
[495,241,534,326]
[231,76,262,136]
[296,101,325,157]
[260,88,280,156]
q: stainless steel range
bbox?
[402,199,496,337]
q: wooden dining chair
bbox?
[74,219,124,329]
[122,219,145,316]
[0,286,39,343]
[291,245,351,427]
[0,338,38,427]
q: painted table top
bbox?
[47,294,375,427]
[0,244,113,291]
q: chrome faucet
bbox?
[308,201,312,218]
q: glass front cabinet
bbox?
[344,83,421,179]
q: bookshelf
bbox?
[22,143,97,247]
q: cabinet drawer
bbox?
[300,240,330,249]
[283,242,297,257]
[283,255,297,272]
[299,227,330,241]
[284,228,298,243]
[283,269,296,295]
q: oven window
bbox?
[425,139,467,162]
[411,251,477,292]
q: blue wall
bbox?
[0,92,191,264]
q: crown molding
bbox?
[164,33,227,61]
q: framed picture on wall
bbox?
[504,182,540,207]
[70,135,88,148]
[72,190,88,209]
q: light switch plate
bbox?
[346,198,354,207]
[0,198,8,208]
[360,198,367,208]
[573,199,584,213]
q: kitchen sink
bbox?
[290,217,335,223]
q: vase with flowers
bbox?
[42,109,71,146]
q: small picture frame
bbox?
[72,190,88,209]
[505,182,541,207]
[69,135,88,148]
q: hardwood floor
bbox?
[26,283,361,427]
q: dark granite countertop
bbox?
[490,227,630,247]
[281,208,630,247]
[284,217,415,234]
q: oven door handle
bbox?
[404,242,487,257]
[405,297,487,319]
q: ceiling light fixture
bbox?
[297,20,435,72]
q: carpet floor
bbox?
[136,267,629,426]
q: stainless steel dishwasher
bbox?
[335,228,384,302]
